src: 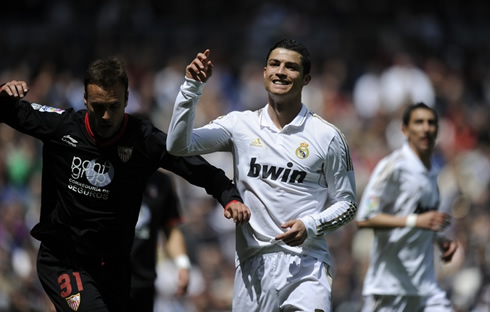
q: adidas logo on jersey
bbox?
[250,138,263,147]
[247,157,306,183]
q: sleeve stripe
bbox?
[312,113,354,171]
[316,201,358,234]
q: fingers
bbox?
[274,220,307,246]
[185,49,214,82]
[224,202,251,225]
[440,241,458,262]
[275,232,305,247]
[420,211,452,231]
[1,80,29,98]
[436,213,451,231]
[175,269,190,297]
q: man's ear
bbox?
[401,124,408,137]
[303,74,311,86]
[124,90,129,108]
[83,91,87,107]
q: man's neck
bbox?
[267,98,302,130]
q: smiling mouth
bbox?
[273,80,289,85]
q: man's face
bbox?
[263,48,310,100]
[84,83,128,138]
[402,107,438,157]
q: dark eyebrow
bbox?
[267,59,301,70]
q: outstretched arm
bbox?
[161,153,250,224]
[357,210,452,231]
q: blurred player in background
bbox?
[357,102,458,312]
[166,39,357,311]
[129,168,190,312]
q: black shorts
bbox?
[36,243,131,312]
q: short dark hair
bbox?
[84,57,129,93]
[266,39,311,76]
[402,102,439,126]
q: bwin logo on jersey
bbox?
[296,142,309,159]
[247,158,306,183]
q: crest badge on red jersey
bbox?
[118,146,133,163]
[66,293,81,311]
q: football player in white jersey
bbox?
[357,102,458,312]
[166,39,357,311]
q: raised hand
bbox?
[185,49,214,82]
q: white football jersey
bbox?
[167,79,357,266]
[357,143,441,296]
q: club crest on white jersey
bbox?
[295,142,309,159]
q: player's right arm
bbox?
[166,49,233,156]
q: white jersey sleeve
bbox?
[167,78,233,155]
[300,130,357,237]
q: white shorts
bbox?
[233,252,332,312]
[361,288,453,312]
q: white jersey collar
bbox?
[260,103,309,132]
[402,142,437,176]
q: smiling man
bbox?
[356,103,458,312]
[166,39,357,311]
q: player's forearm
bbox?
[356,213,410,229]
[167,78,203,156]
[301,199,358,237]
[166,227,188,259]
[301,169,357,236]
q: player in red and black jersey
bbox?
[0,57,250,311]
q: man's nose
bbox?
[276,64,287,75]
[102,110,110,119]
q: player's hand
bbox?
[224,201,251,225]
[0,80,29,98]
[175,268,190,297]
[274,219,307,247]
[416,211,451,231]
[438,237,458,263]
[185,49,214,82]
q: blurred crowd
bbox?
[0,0,489,311]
